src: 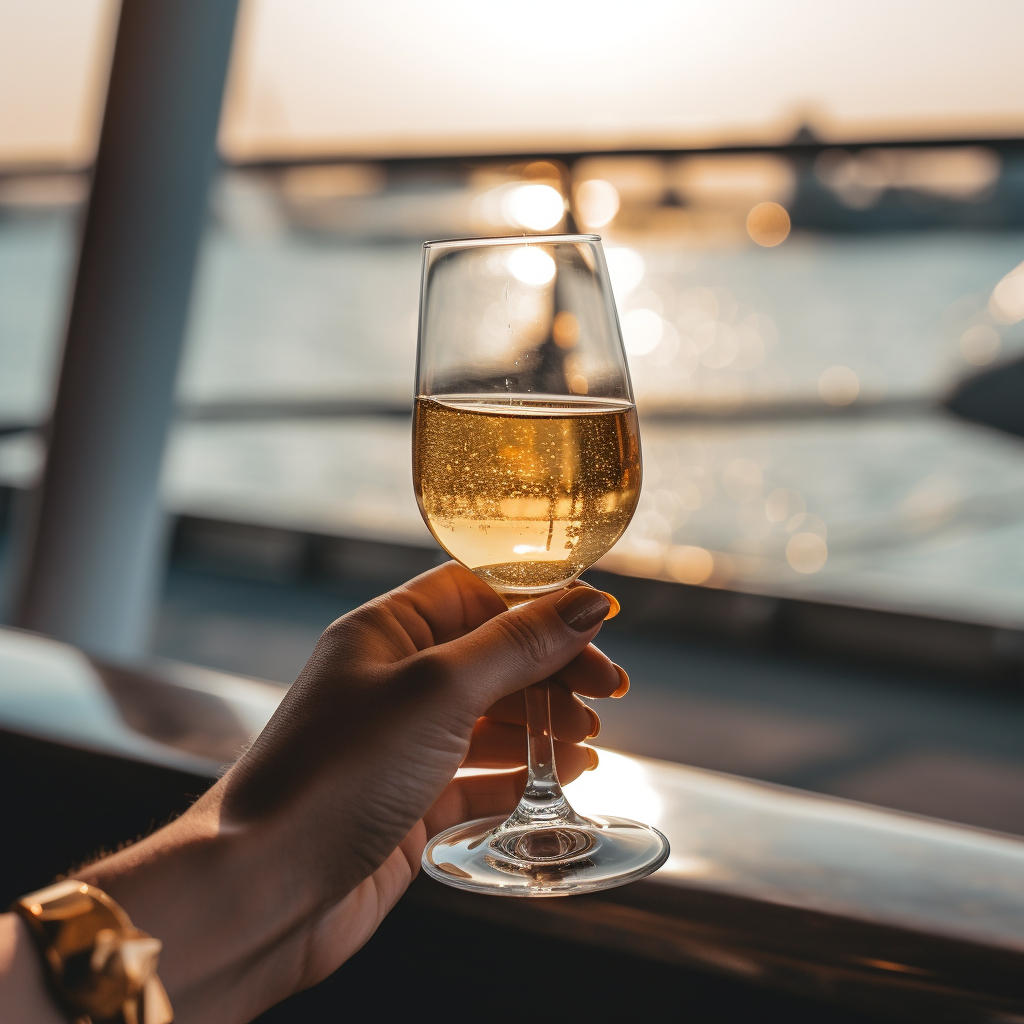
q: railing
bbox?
[1,623,1022,1021]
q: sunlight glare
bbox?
[565,748,664,826]
[507,246,556,287]
[504,183,564,231]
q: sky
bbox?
[2,0,1023,167]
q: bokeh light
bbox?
[989,260,1024,324]
[765,487,805,522]
[960,324,1001,365]
[818,365,860,405]
[574,178,620,227]
[622,308,664,355]
[281,163,385,199]
[507,246,556,286]
[721,458,763,501]
[787,533,828,573]
[815,147,1000,209]
[697,322,740,368]
[674,154,795,209]
[665,545,714,585]
[552,310,580,349]
[604,247,645,299]
[746,201,791,246]
[504,183,564,231]
[574,157,665,206]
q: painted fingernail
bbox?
[585,706,601,739]
[611,665,630,698]
[587,747,600,771]
[568,582,620,620]
[555,588,611,632]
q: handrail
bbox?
[0,624,1022,1019]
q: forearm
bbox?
[0,913,65,1024]
[0,825,303,1024]
[0,810,315,1024]
[77,788,322,1024]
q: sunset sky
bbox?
[2,0,1023,167]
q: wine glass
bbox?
[413,234,669,895]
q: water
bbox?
[3,191,1024,626]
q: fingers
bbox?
[424,769,525,837]
[424,745,597,839]
[380,562,507,651]
[551,644,625,699]
[484,684,599,741]
[462,718,596,777]
[404,584,612,713]
[481,644,623,704]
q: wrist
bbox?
[0,913,65,1024]
[78,787,318,1024]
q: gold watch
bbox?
[11,879,173,1024]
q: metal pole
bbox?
[16,0,241,658]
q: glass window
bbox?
[4,0,1024,835]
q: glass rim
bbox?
[422,233,601,250]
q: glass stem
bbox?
[502,680,583,829]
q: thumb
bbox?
[410,586,611,712]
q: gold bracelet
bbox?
[10,880,173,1024]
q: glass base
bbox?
[422,813,670,896]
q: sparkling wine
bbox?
[413,394,641,595]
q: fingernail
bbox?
[611,665,630,698]
[568,582,620,620]
[586,747,600,771]
[585,706,601,739]
[555,588,611,632]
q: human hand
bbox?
[81,563,625,1024]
